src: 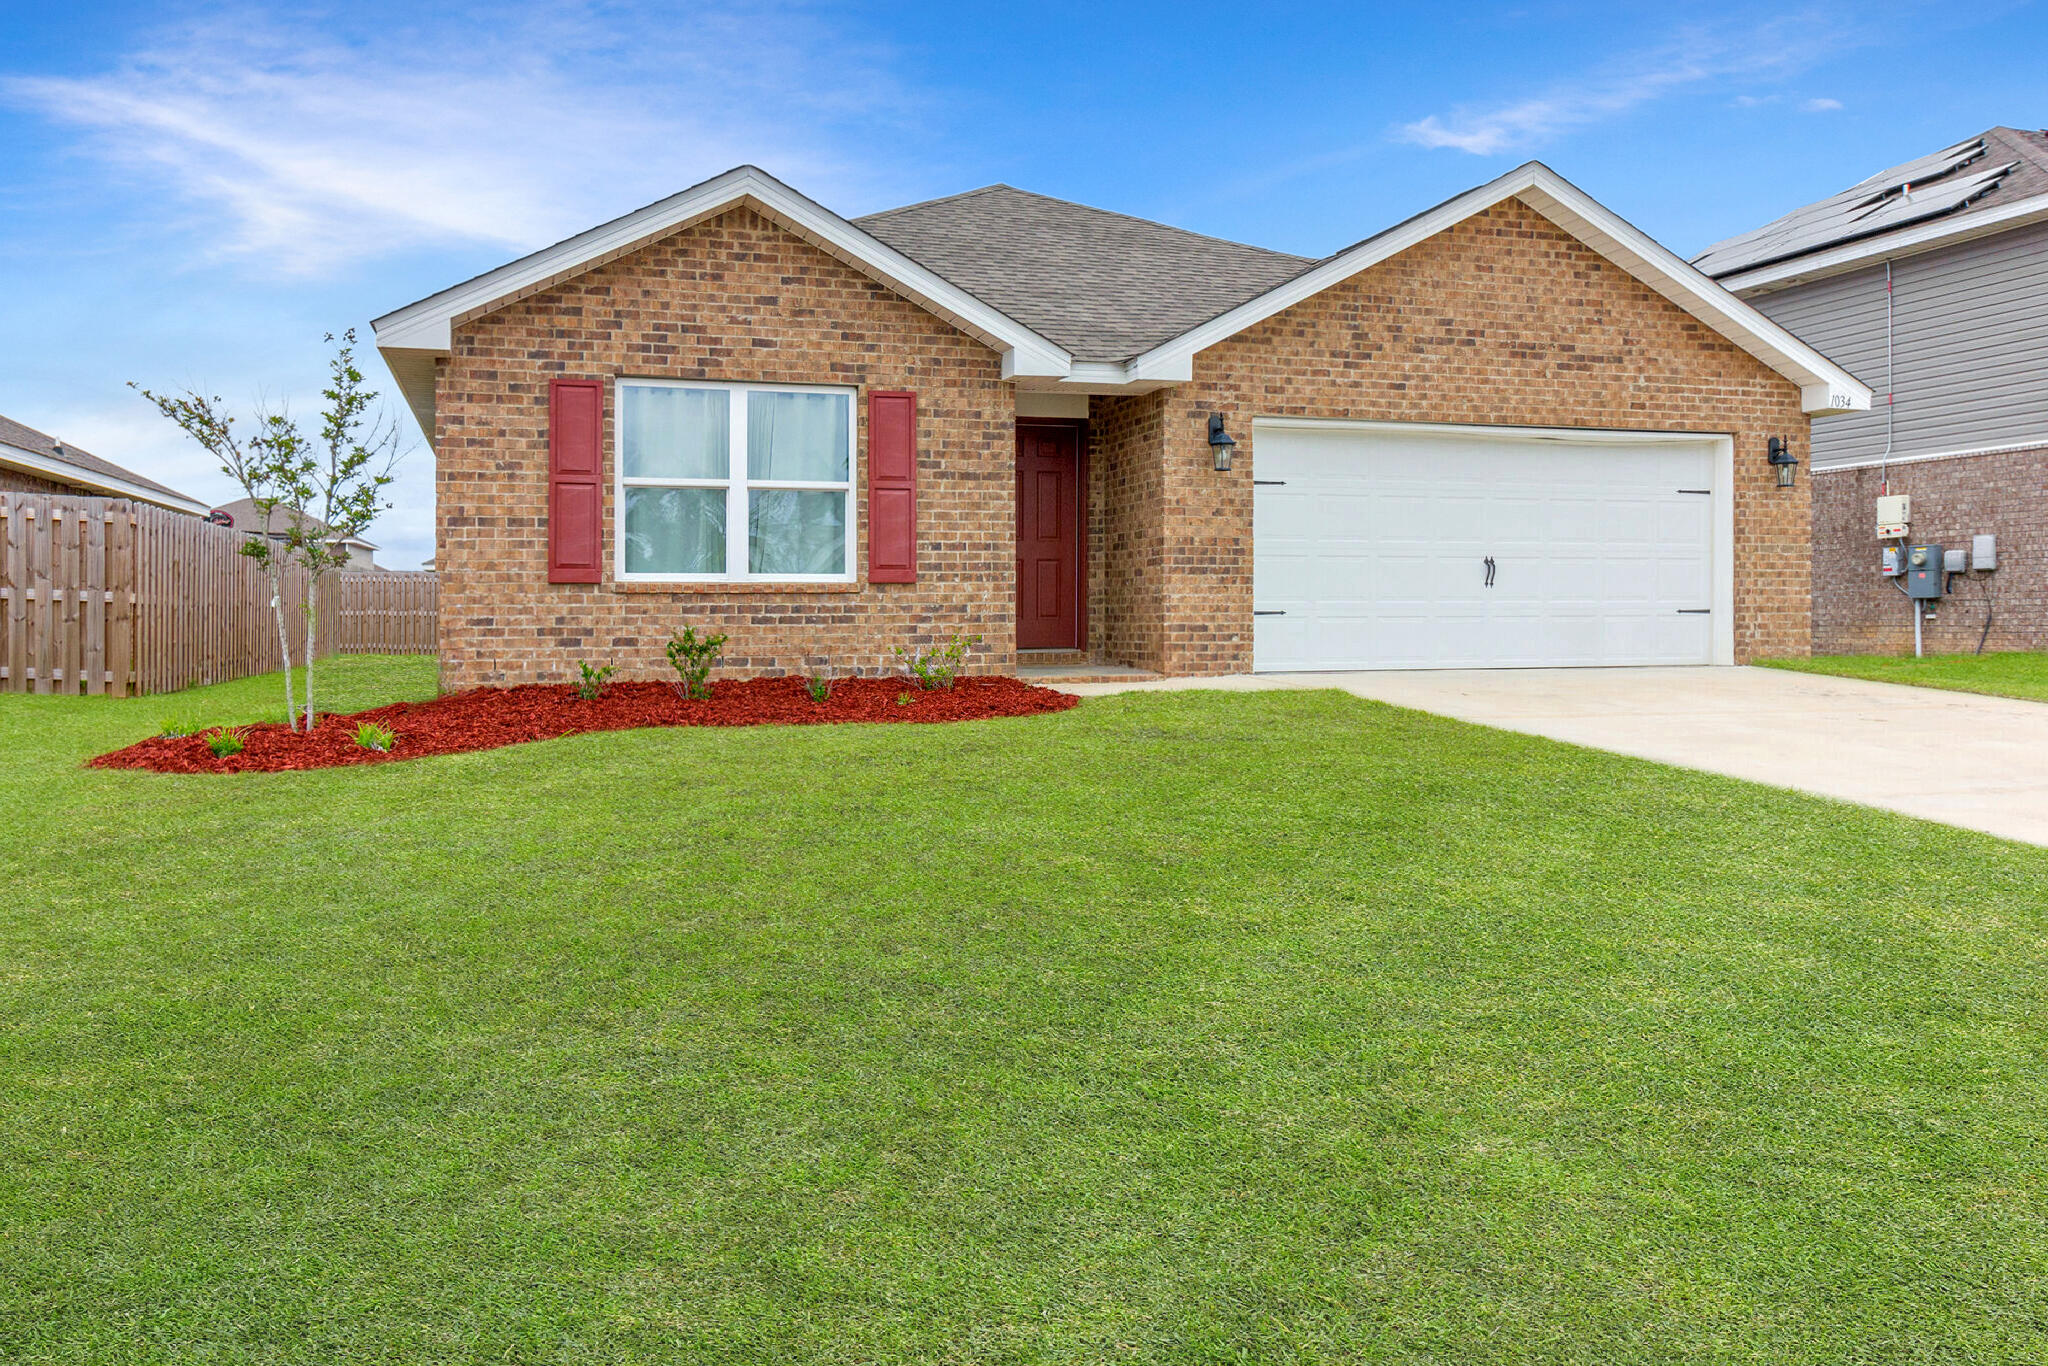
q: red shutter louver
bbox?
[867,390,918,583]
[547,378,604,583]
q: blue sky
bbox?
[3,0,2042,568]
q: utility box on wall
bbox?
[1904,543,1945,599]
[1876,494,1911,538]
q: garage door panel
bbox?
[1254,422,1720,671]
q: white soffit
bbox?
[0,442,209,515]
[1121,162,1873,416]
[372,164,1073,434]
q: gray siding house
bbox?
[1697,128,2048,653]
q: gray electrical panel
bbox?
[1944,547,1969,573]
[1974,534,1998,571]
[1905,543,1945,598]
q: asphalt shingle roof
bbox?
[0,412,198,505]
[1694,126,2048,277]
[855,185,1319,363]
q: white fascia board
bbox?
[373,165,1072,423]
[1715,190,2048,295]
[0,443,209,515]
[1121,162,1873,417]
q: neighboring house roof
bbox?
[375,162,1871,422]
[1697,126,2048,292]
[854,186,1317,363]
[212,497,380,551]
[0,413,209,513]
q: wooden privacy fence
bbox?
[1,493,437,697]
[333,571,437,655]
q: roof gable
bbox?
[855,186,1314,363]
[1117,162,1871,415]
[372,166,1072,435]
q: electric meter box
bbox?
[1905,543,1945,599]
[1881,546,1902,576]
[1876,494,1911,538]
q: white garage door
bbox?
[1252,421,1729,671]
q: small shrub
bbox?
[205,727,248,758]
[796,642,832,702]
[158,718,197,738]
[666,624,729,701]
[895,691,914,707]
[353,721,397,753]
[575,661,615,700]
[894,634,982,690]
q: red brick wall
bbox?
[1087,391,1168,667]
[435,205,1018,688]
[1811,448,2048,654]
[1110,197,1811,674]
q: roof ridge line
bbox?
[863,182,1316,263]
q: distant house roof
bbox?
[1696,126,2048,289]
[0,413,208,513]
[853,185,1318,364]
[212,497,380,551]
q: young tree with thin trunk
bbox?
[289,330,401,728]
[129,384,317,729]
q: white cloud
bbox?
[3,5,918,276]
[1803,97,1845,112]
[1396,17,1829,155]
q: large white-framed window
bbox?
[615,378,857,583]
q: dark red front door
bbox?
[1016,424,1082,650]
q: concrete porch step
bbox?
[1017,649,1090,667]
[1016,662,1163,684]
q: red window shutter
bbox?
[548,378,604,583]
[867,390,917,583]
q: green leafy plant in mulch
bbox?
[203,726,248,758]
[665,625,728,701]
[575,661,615,701]
[353,721,397,753]
[894,633,982,690]
[157,718,198,738]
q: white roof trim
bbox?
[0,442,209,515]
[1714,189,2048,295]
[373,165,1072,434]
[1120,162,1872,416]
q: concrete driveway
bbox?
[1058,667,2048,847]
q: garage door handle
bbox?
[1253,480,1287,486]
[1253,610,1286,616]
[1483,556,1496,587]
[1677,608,1711,614]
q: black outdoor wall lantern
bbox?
[1208,414,1238,471]
[1767,435,1798,488]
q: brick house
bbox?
[373,162,1868,688]
[1698,128,2048,654]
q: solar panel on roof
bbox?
[1850,137,1985,191]
[1692,138,2009,276]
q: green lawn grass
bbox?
[6,655,2048,1363]
[1760,650,2048,703]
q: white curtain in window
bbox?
[624,487,726,574]
[622,387,729,479]
[748,490,846,574]
[747,391,849,481]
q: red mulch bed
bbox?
[90,676,1080,775]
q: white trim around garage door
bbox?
[1252,418,1736,669]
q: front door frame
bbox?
[1014,418,1088,652]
